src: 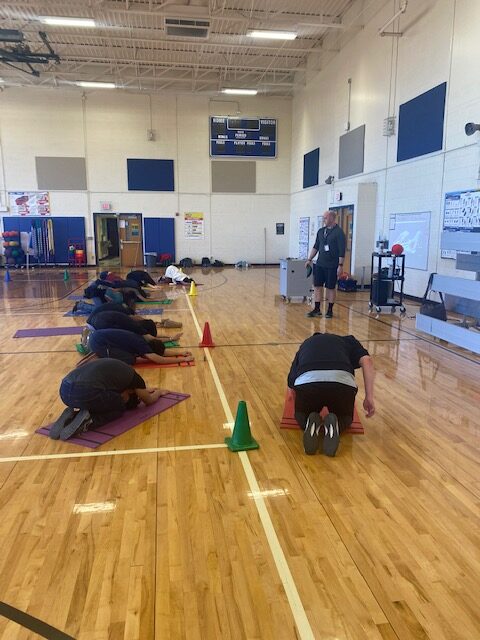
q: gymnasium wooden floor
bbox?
[0,266,479,640]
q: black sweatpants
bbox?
[293,382,357,431]
[60,380,125,428]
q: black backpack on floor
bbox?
[201,257,211,267]
[179,258,193,268]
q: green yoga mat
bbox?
[163,341,179,348]
[138,299,173,305]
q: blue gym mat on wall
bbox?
[303,148,320,189]
[397,82,447,162]
[127,159,175,191]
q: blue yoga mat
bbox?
[64,308,164,317]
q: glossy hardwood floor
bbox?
[0,266,479,639]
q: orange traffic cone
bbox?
[199,321,215,347]
[280,388,299,427]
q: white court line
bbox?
[184,294,315,640]
[0,443,227,464]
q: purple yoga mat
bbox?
[14,327,84,338]
[36,392,189,448]
[64,308,164,317]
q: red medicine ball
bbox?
[391,243,404,256]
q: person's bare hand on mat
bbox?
[147,388,169,402]
[136,388,168,405]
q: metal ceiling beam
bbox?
[1,1,345,27]
[58,53,305,73]
[1,67,296,87]
[11,27,318,55]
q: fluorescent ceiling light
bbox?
[222,88,257,95]
[39,16,96,27]
[76,81,116,89]
[247,30,297,40]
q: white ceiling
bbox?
[0,0,370,96]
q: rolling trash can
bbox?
[144,252,157,268]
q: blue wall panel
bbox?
[397,83,447,162]
[144,218,175,260]
[127,159,175,191]
[3,216,85,264]
[303,148,320,189]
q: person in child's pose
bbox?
[89,328,194,366]
[50,358,168,441]
[158,264,194,285]
[288,332,375,457]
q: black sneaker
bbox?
[325,309,333,318]
[59,409,92,441]
[322,413,340,457]
[72,302,79,314]
[306,309,322,318]
[303,412,323,455]
[49,407,76,440]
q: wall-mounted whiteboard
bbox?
[441,189,480,259]
[388,211,431,270]
[299,217,310,259]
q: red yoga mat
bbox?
[280,388,364,434]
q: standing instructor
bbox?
[305,210,346,318]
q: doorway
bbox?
[118,213,144,268]
[94,213,120,268]
[329,205,354,275]
[94,213,144,268]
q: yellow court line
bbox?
[0,443,227,464]
[184,294,315,640]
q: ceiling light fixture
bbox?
[75,81,116,89]
[247,30,297,40]
[39,16,96,28]
[221,88,257,95]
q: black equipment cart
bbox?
[369,252,406,314]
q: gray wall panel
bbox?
[211,160,256,193]
[36,156,87,190]
[338,125,365,179]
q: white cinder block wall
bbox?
[290,0,480,297]
[0,90,291,264]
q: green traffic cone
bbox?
[63,269,70,281]
[225,401,259,452]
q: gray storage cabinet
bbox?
[280,259,312,301]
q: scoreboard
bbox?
[210,116,277,158]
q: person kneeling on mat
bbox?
[88,310,182,343]
[50,358,168,441]
[89,328,193,365]
[157,264,194,285]
[287,332,375,457]
[86,291,182,330]
[126,270,157,287]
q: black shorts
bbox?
[313,264,338,289]
[293,382,357,431]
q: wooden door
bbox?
[119,214,143,267]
